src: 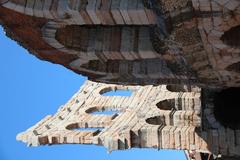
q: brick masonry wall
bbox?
[17,81,240,157]
[1,0,240,87]
[17,80,203,152]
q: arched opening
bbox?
[226,62,240,73]
[66,123,103,136]
[70,128,103,132]
[85,107,119,116]
[99,86,133,97]
[101,90,132,97]
[156,99,176,110]
[220,25,240,48]
[146,116,165,125]
[213,87,240,129]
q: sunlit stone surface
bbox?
[1,0,240,159]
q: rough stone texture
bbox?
[17,81,202,152]
[17,81,240,159]
[1,1,240,160]
[0,0,239,88]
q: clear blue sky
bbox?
[0,26,186,160]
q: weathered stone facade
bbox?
[16,81,240,159]
[18,81,201,152]
[0,0,240,87]
[1,1,240,160]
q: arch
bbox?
[146,116,165,125]
[220,25,240,48]
[71,128,103,132]
[156,99,176,110]
[85,107,119,116]
[101,90,132,97]
[65,123,103,136]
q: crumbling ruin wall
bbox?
[16,81,240,158]
[17,80,202,152]
[0,0,239,87]
[1,1,240,159]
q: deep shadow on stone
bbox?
[213,87,240,130]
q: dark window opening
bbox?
[146,116,165,125]
[157,99,176,110]
[156,99,185,110]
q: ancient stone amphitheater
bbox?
[0,0,240,159]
